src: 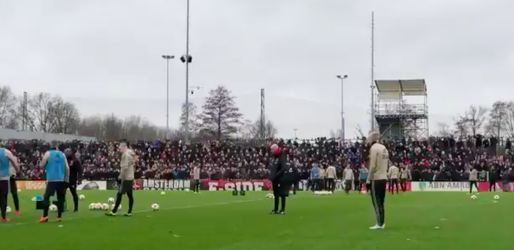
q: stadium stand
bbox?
[6,136,512,182]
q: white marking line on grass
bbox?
[8,198,265,227]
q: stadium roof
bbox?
[0,128,96,142]
[375,79,427,97]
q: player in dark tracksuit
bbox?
[64,149,82,212]
[9,163,20,215]
[290,161,300,195]
[269,144,289,215]
[0,148,20,222]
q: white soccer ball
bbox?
[102,203,109,210]
[111,204,121,210]
[79,194,85,200]
[6,206,11,213]
[184,188,190,192]
[17,189,21,192]
[471,195,477,200]
[89,203,95,210]
[160,191,166,196]
[494,195,500,200]
[151,203,159,211]
[94,203,102,210]
[49,204,58,212]
[107,197,115,203]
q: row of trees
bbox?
[0,85,278,141]
[435,102,514,139]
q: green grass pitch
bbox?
[0,190,511,250]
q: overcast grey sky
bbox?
[1,0,513,139]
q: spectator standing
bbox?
[488,166,498,192]
[343,165,354,194]
[501,168,511,192]
[469,167,478,194]
[325,164,336,192]
[358,165,368,192]
[309,164,320,191]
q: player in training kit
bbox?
[39,144,69,223]
[64,148,82,212]
[9,162,20,215]
[469,167,478,193]
[106,142,135,217]
[343,165,354,194]
[192,164,200,193]
[399,164,410,192]
[0,148,20,222]
[367,131,388,230]
[269,144,288,215]
[388,164,400,194]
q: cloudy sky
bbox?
[1,0,513,139]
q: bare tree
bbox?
[51,96,81,134]
[463,105,488,136]
[78,116,104,138]
[355,124,365,139]
[237,118,278,140]
[329,130,338,139]
[238,119,255,140]
[453,115,469,138]
[485,101,507,138]
[435,122,452,137]
[200,86,243,139]
[502,101,514,138]
[263,119,278,139]
[0,86,17,128]
[102,114,124,141]
[27,93,56,132]
[179,102,201,135]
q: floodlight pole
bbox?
[337,75,348,140]
[370,11,376,131]
[184,0,191,143]
[162,55,175,139]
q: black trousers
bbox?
[469,181,478,193]
[310,179,321,191]
[389,179,399,194]
[400,179,408,192]
[326,178,335,192]
[489,181,496,192]
[292,180,299,194]
[9,177,19,210]
[193,179,200,192]
[64,181,79,210]
[344,180,352,193]
[370,179,387,227]
[272,181,288,212]
[43,181,66,218]
[0,180,8,219]
[358,179,366,191]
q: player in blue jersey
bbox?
[0,147,20,222]
[38,143,69,223]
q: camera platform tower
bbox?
[373,79,428,140]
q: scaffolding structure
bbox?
[373,79,428,140]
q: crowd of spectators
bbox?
[4,135,514,182]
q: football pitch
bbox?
[0,190,511,250]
